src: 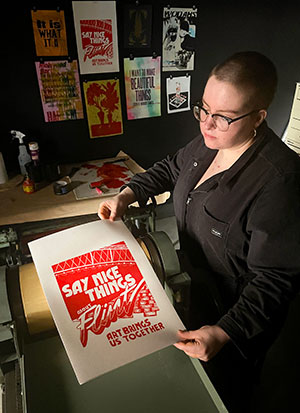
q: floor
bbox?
[154,200,300,413]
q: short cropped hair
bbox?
[209,51,278,109]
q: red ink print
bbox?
[80,19,113,63]
[52,241,159,347]
[84,162,131,189]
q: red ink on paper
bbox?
[83,163,131,189]
[80,19,113,63]
[90,178,124,188]
[52,241,159,347]
[86,80,122,137]
[96,163,128,177]
[106,319,166,347]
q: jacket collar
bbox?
[218,121,270,192]
[195,121,270,192]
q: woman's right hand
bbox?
[98,187,136,221]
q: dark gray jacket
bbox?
[127,122,300,359]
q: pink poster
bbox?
[28,220,184,384]
[72,1,119,74]
[35,60,84,122]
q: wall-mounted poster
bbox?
[124,56,161,120]
[31,9,68,56]
[28,220,184,384]
[83,79,123,138]
[167,75,190,114]
[35,60,84,122]
[162,7,197,71]
[123,4,152,48]
[283,82,300,155]
[72,1,119,74]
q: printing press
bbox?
[0,158,228,413]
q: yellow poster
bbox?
[83,79,123,138]
[31,9,68,56]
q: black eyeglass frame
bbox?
[192,103,259,129]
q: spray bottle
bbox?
[11,130,31,175]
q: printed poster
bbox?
[124,56,161,120]
[123,4,152,48]
[31,9,68,56]
[162,7,197,71]
[35,60,84,122]
[283,82,300,155]
[167,75,191,114]
[83,79,123,138]
[28,220,184,384]
[72,1,119,74]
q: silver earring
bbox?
[253,129,257,138]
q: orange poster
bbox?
[31,9,68,56]
[83,79,123,138]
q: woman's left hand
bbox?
[173,325,230,362]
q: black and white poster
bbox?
[166,75,190,114]
[162,7,197,72]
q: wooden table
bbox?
[0,151,170,226]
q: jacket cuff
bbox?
[121,183,149,207]
[217,314,248,359]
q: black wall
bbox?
[3,1,299,174]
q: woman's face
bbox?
[200,75,265,151]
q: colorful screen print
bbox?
[31,9,68,56]
[72,1,119,74]
[28,220,184,384]
[35,60,84,122]
[124,56,161,120]
[83,79,123,138]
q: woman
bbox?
[98,51,300,412]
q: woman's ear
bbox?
[254,109,267,129]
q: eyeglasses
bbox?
[192,104,258,132]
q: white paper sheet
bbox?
[284,82,300,155]
[72,1,120,74]
[166,75,191,114]
[28,220,185,384]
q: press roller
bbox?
[3,231,190,340]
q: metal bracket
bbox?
[0,266,12,324]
